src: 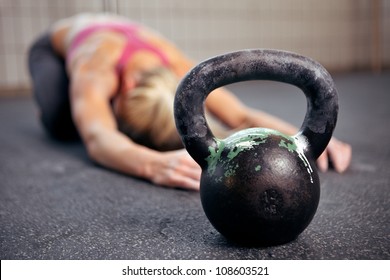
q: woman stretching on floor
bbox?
[28,13,352,190]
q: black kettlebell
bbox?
[174,49,338,246]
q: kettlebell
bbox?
[174,49,338,246]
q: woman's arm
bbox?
[70,62,201,190]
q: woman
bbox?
[28,13,351,191]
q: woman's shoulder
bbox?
[51,13,133,34]
[50,13,132,52]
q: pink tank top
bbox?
[67,22,170,73]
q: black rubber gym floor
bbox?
[1,71,389,259]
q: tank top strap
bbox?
[67,22,170,72]
[115,32,170,74]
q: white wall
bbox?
[0,0,388,91]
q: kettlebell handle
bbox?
[174,49,338,167]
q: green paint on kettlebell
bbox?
[279,139,297,152]
[205,139,225,176]
[205,128,315,183]
[278,136,314,183]
[205,128,274,178]
[224,163,239,177]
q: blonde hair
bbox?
[114,68,230,151]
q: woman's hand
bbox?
[317,138,352,173]
[148,149,201,191]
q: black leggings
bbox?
[28,33,79,140]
